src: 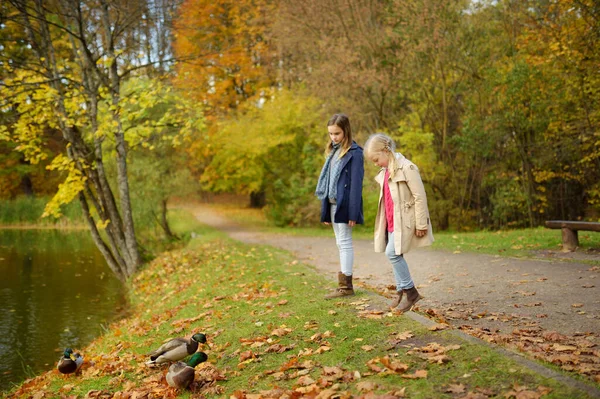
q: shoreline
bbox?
[0,224,88,230]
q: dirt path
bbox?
[189,205,600,339]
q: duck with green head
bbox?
[57,348,83,375]
[166,351,208,389]
[146,332,207,366]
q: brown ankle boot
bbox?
[389,290,403,309]
[325,272,355,299]
[395,286,422,313]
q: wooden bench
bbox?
[544,220,600,251]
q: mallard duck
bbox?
[146,332,207,366]
[57,348,83,375]
[166,351,208,389]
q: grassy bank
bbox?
[3,212,595,398]
[0,197,84,227]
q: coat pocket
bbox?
[402,200,415,229]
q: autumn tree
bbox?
[200,90,324,224]
[169,0,600,230]
[0,0,181,280]
[518,0,600,220]
[172,0,278,117]
[116,77,205,244]
[275,0,405,131]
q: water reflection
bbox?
[0,229,127,392]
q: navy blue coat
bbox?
[320,141,364,224]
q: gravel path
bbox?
[190,205,600,337]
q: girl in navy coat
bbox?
[315,114,364,299]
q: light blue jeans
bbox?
[330,204,354,276]
[385,232,414,291]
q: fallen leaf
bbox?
[429,323,450,331]
[552,344,577,352]
[387,387,407,397]
[402,369,428,379]
[297,375,315,386]
[445,383,466,393]
[571,303,584,308]
[271,326,293,336]
[460,393,489,399]
[517,291,536,296]
[397,329,415,338]
[239,350,256,362]
[356,381,380,392]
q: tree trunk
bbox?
[250,191,266,208]
[19,175,34,197]
[79,192,126,282]
[158,198,178,240]
[100,0,141,276]
[15,0,142,280]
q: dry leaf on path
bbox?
[429,323,450,331]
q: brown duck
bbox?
[166,352,208,389]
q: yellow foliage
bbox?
[43,163,87,218]
[96,218,111,230]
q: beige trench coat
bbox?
[373,153,434,255]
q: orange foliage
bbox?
[172,0,278,118]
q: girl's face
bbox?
[371,152,389,168]
[328,125,344,144]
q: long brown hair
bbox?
[325,113,353,158]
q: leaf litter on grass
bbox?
[4,238,594,398]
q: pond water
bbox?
[0,229,127,392]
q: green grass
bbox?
[209,204,600,264]
[431,228,600,257]
[169,208,229,244]
[0,196,84,227]
[4,210,596,398]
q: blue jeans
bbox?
[331,204,354,276]
[385,231,414,291]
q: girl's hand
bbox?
[348,220,356,227]
[415,229,427,237]
[324,222,331,226]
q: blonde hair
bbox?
[325,113,353,159]
[364,133,398,172]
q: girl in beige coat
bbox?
[364,133,434,313]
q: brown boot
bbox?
[325,272,355,299]
[395,287,422,313]
[389,290,403,309]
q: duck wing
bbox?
[73,353,84,371]
[168,361,187,374]
[148,337,188,358]
[166,364,195,388]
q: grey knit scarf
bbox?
[315,143,344,201]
